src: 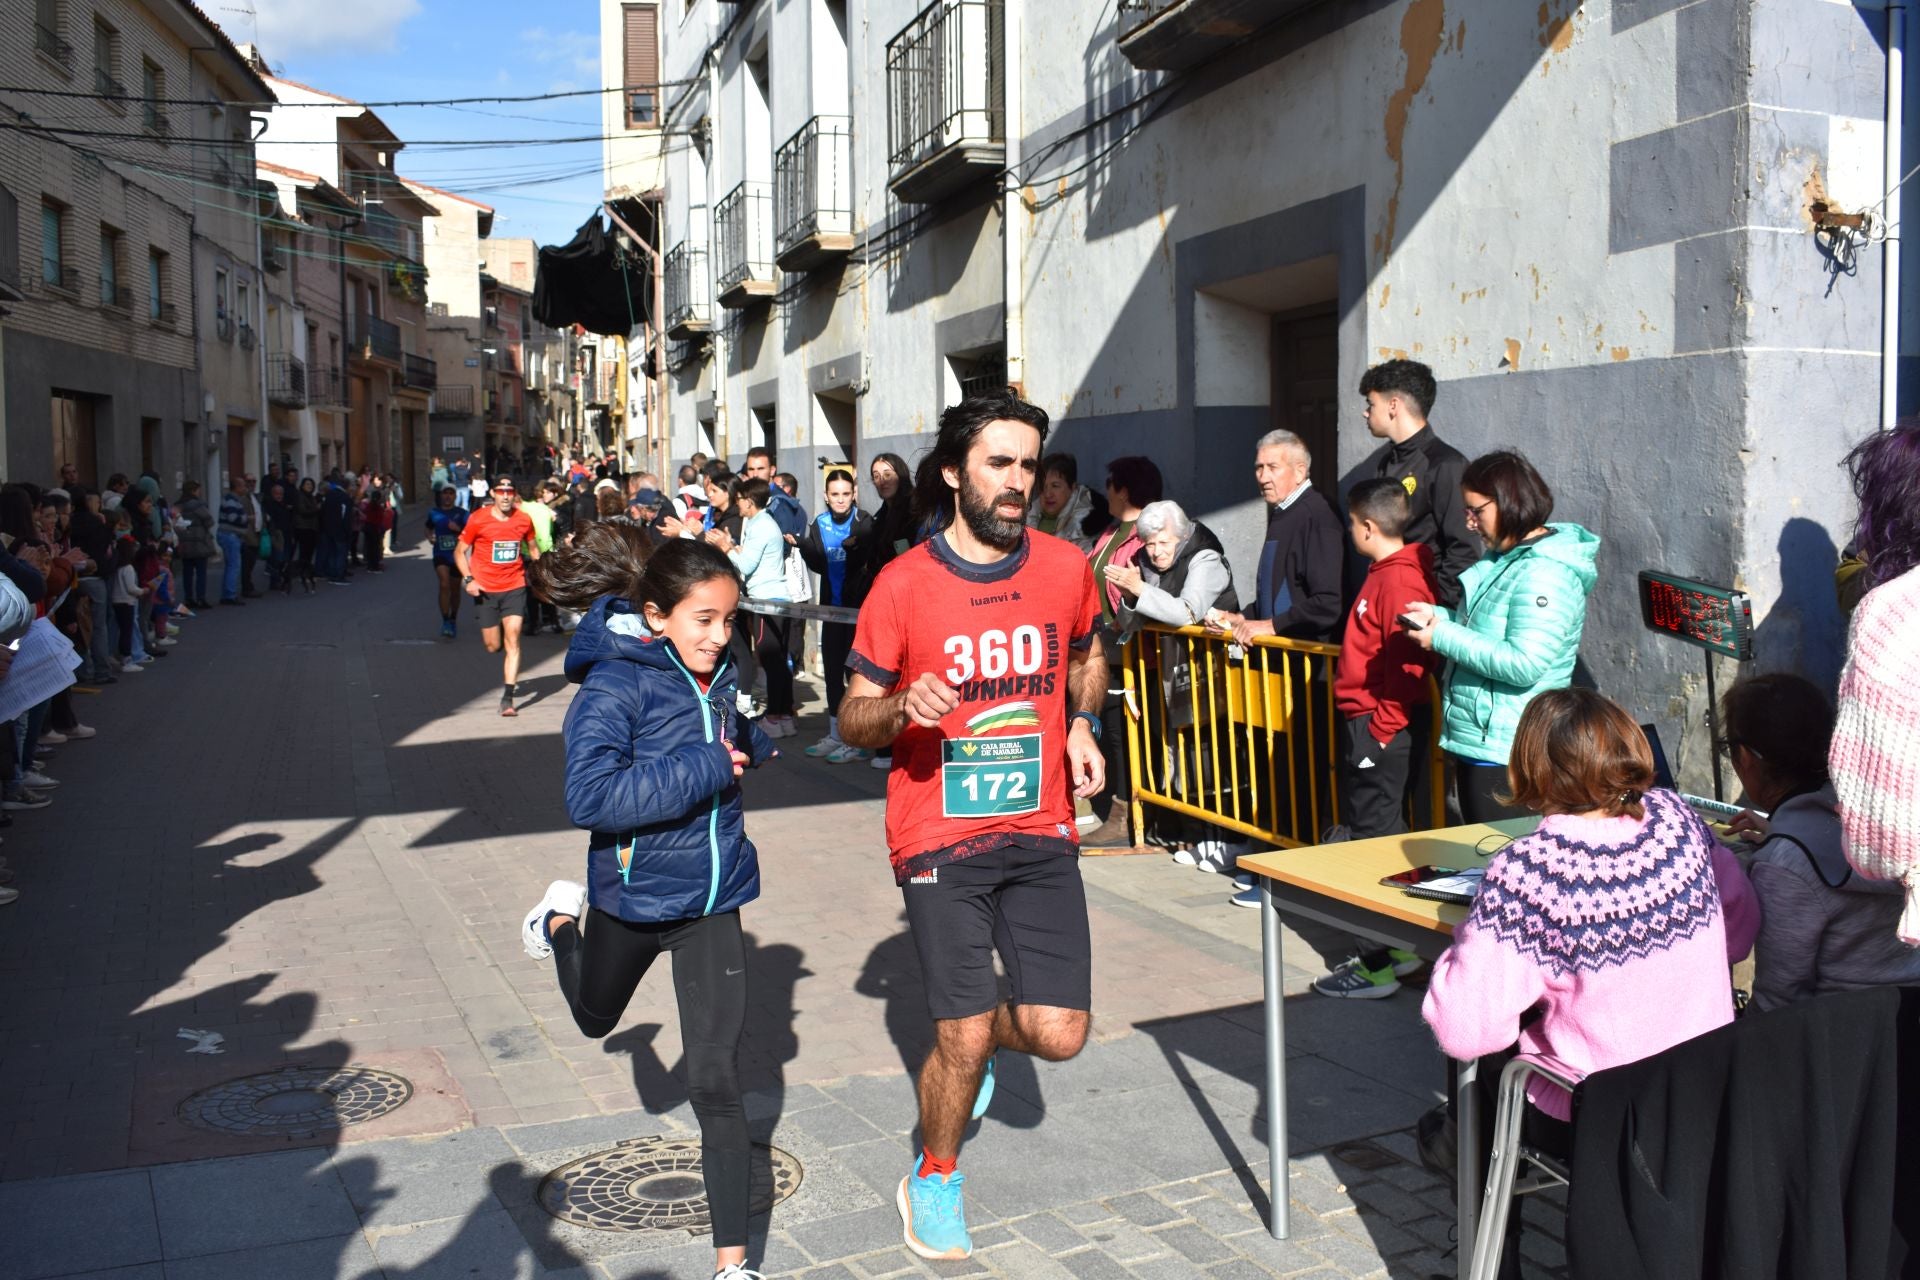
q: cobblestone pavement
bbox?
[0,550,1571,1279]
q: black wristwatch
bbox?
[1070,710,1103,740]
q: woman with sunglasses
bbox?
[1399,451,1600,823]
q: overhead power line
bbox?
[0,79,703,110]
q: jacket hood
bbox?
[564,595,724,685]
[1505,522,1600,591]
[1765,783,1877,893]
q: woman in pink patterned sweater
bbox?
[1423,689,1761,1123]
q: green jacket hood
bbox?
[1502,523,1600,589]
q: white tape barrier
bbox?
[744,598,861,625]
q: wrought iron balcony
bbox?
[664,241,711,340]
[262,241,283,273]
[431,384,476,418]
[35,23,72,68]
[353,313,401,364]
[715,181,776,308]
[886,0,1004,204]
[237,321,256,351]
[94,68,126,101]
[215,311,234,341]
[308,364,348,407]
[775,115,855,273]
[403,352,437,390]
[1116,0,1320,70]
[267,354,308,408]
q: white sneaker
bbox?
[827,743,872,764]
[117,661,144,674]
[37,730,67,746]
[870,752,892,771]
[766,716,798,739]
[1172,847,1202,867]
[155,637,178,647]
[17,772,57,790]
[65,725,96,740]
[805,734,843,758]
[521,880,588,960]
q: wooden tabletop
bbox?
[1237,817,1539,937]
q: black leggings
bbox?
[821,621,854,717]
[750,613,793,716]
[1454,755,1531,825]
[552,907,750,1248]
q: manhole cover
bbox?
[1330,1140,1402,1171]
[280,641,337,651]
[178,1066,412,1138]
[539,1136,803,1234]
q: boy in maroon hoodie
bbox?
[1317,479,1441,999]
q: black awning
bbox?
[534,209,652,337]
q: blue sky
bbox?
[230,0,608,248]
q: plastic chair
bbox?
[1467,1057,1578,1280]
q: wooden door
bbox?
[1270,307,1340,504]
[50,393,97,486]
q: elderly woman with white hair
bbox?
[1103,500,1247,874]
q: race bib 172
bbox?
[941,733,1042,819]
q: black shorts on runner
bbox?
[472,586,528,629]
[900,842,1092,1021]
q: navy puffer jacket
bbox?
[563,596,776,923]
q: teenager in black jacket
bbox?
[795,469,875,762]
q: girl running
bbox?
[521,527,779,1280]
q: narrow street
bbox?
[0,547,1564,1279]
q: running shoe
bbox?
[440,620,455,639]
[714,1266,766,1280]
[447,616,457,638]
[521,879,587,959]
[0,886,16,906]
[65,725,96,740]
[37,730,67,746]
[870,752,892,771]
[2,790,51,811]
[826,743,872,764]
[971,1054,995,1120]
[155,637,178,648]
[17,772,57,790]
[1312,959,1403,999]
[500,691,518,718]
[173,607,197,619]
[805,734,842,758]
[116,661,144,674]
[898,1166,972,1260]
[1326,948,1424,979]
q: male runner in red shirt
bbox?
[455,475,540,716]
[839,390,1107,1260]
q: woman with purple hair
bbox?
[1829,422,1920,943]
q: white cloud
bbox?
[517,27,600,93]
[249,0,423,59]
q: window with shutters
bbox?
[623,4,659,129]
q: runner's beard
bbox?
[958,479,1028,551]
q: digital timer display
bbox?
[1637,570,1754,660]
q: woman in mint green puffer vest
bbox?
[1405,452,1601,823]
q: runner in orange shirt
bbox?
[455,476,540,716]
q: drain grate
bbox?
[538,1136,803,1234]
[178,1066,412,1138]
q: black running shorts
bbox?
[473,586,527,629]
[900,842,1092,1021]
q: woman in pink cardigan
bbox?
[1423,688,1759,1276]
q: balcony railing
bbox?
[353,313,401,364]
[94,68,126,101]
[35,23,72,68]
[309,364,348,407]
[887,0,1004,203]
[238,321,256,351]
[431,384,476,418]
[775,115,855,273]
[267,354,308,408]
[262,240,283,273]
[402,352,437,390]
[715,181,775,307]
[664,241,711,339]
[215,311,234,341]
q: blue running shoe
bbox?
[440,619,454,639]
[898,1166,971,1260]
[970,1054,995,1121]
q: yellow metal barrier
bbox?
[1120,624,1447,851]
